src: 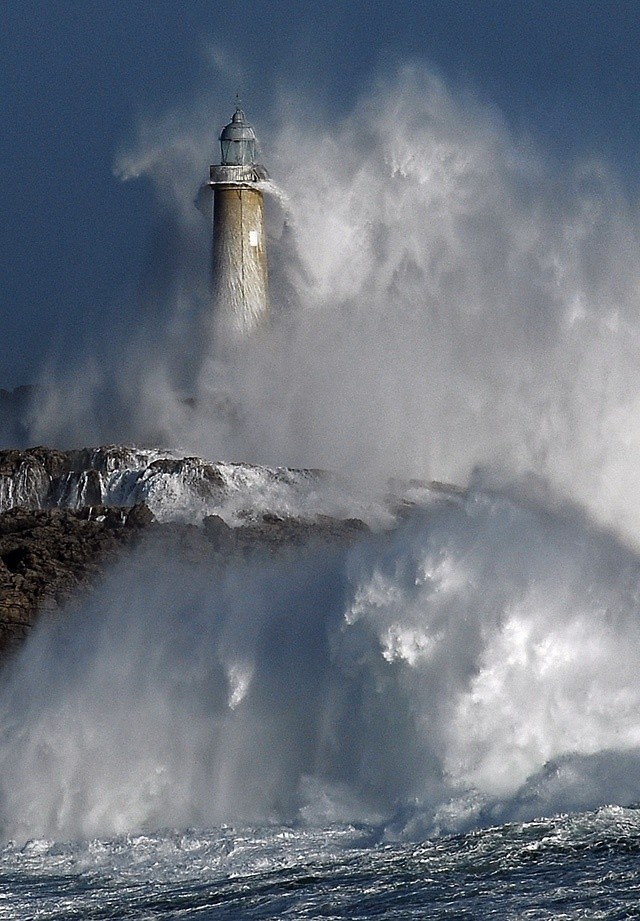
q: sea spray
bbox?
[24,65,640,548]
[2,482,640,842]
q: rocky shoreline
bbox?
[0,444,374,657]
[0,445,466,659]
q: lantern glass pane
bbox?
[220,138,256,166]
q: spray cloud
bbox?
[2,491,640,841]
[22,64,640,544]
[7,63,640,843]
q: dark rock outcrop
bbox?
[0,501,370,659]
[0,445,386,660]
[0,504,154,655]
[0,443,471,668]
[203,512,368,553]
[0,446,316,521]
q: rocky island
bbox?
[0,445,379,655]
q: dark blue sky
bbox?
[2,0,639,388]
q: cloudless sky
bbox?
[1,0,639,387]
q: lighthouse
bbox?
[205,105,269,348]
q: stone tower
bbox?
[205,106,269,347]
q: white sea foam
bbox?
[0,445,395,526]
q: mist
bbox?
[17,64,640,546]
[3,487,640,842]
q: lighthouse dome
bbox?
[220,107,257,166]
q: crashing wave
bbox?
[0,445,438,526]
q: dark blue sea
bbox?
[2,811,640,919]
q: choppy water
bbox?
[3,809,640,919]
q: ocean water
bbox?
[3,483,640,917]
[2,810,640,918]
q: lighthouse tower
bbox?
[206,105,269,347]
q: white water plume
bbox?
[9,63,640,844]
[2,486,640,842]
[23,64,640,547]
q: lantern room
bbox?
[219,107,257,166]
